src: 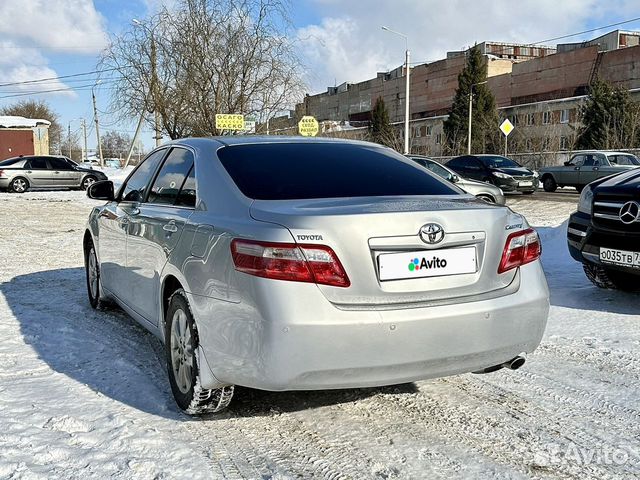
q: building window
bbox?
[560,136,569,150]
[542,138,550,151]
[526,113,535,126]
[542,111,552,125]
[526,139,533,151]
[510,115,518,126]
[560,109,569,123]
[414,126,421,138]
[435,133,442,145]
[426,125,432,136]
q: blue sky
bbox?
[0,0,638,154]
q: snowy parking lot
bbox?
[0,190,639,479]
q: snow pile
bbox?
[0,116,51,128]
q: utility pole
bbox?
[124,105,146,168]
[92,87,104,167]
[404,48,410,155]
[81,118,87,162]
[67,122,72,158]
[382,26,410,154]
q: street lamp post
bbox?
[382,26,410,155]
[467,80,488,155]
[92,81,104,167]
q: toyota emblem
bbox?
[619,201,640,225]
[419,223,445,244]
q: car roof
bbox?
[572,151,636,156]
[171,136,385,149]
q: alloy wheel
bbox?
[170,309,194,394]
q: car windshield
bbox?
[218,143,460,200]
[478,156,521,168]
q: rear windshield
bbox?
[0,157,23,166]
[217,143,461,200]
[478,156,521,168]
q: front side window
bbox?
[426,161,454,181]
[48,157,73,170]
[147,148,196,206]
[218,143,459,200]
[120,149,167,202]
[570,155,585,167]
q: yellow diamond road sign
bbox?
[500,118,514,137]
[298,116,319,137]
[215,114,245,131]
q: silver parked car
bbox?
[84,137,549,414]
[0,155,107,192]
[409,155,505,204]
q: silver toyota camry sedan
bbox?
[84,137,549,414]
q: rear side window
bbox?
[121,149,167,202]
[0,157,22,166]
[218,143,459,200]
[147,148,195,206]
[26,158,48,169]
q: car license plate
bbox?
[378,246,477,281]
[519,181,533,187]
[600,247,640,269]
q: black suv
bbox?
[568,168,640,291]
[446,154,539,194]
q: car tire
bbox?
[165,289,234,415]
[82,175,97,190]
[582,263,640,291]
[542,176,557,192]
[9,177,29,193]
[85,241,105,309]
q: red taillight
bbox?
[230,239,350,287]
[498,228,541,274]
[0,170,5,177]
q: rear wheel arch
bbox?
[162,275,184,334]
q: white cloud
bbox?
[297,0,638,93]
[0,0,108,55]
[0,1,109,100]
[0,42,75,98]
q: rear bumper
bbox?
[0,178,10,189]
[191,261,549,391]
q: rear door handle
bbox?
[163,221,178,233]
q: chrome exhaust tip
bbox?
[502,355,526,370]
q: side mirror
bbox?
[87,180,115,201]
[451,174,460,183]
[564,161,572,166]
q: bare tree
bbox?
[102,0,305,139]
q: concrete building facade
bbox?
[288,31,640,162]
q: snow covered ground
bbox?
[0,190,638,479]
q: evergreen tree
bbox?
[577,80,639,150]
[443,45,499,155]
[369,97,398,148]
